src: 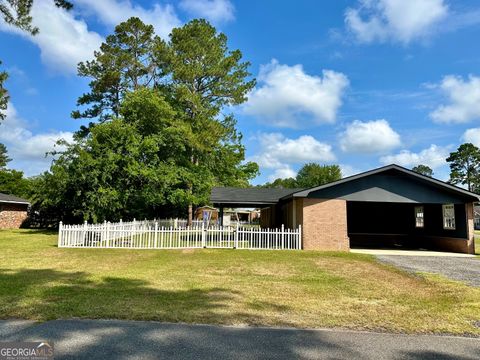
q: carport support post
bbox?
[219,207,224,226]
[466,202,475,254]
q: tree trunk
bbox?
[188,203,193,226]
[187,153,198,226]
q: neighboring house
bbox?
[227,209,260,224]
[211,164,479,254]
[195,206,219,224]
[194,206,260,225]
[0,193,30,229]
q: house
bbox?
[195,205,219,223]
[211,164,479,254]
[224,208,260,224]
[195,206,260,226]
[0,193,30,229]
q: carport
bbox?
[282,165,479,254]
[212,165,479,254]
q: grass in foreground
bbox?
[0,229,479,335]
[474,230,480,255]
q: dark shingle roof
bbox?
[211,187,302,206]
[0,193,30,205]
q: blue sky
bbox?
[2,0,480,184]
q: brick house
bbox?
[0,193,30,229]
[211,164,479,254]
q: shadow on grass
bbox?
[1,270,479,359]
[399,350,480,360]
[12,229,58,236]
[0,268,291,327]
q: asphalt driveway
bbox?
[1,319,479,360]
[377,255,480,287]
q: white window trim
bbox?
[442,204,456,230]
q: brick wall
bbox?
[301,198,349,251]
[0,203,28,229]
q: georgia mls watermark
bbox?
[0,342,54,360]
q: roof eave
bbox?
[0,200,30,205]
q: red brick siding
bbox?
[301,198,349,251]
[0,203,28,229]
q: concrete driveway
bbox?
[1,319,479,360]
[373,254,480,287]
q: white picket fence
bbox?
[58,219,301,250]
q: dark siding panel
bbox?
[309,174,469,204]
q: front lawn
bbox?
[475,230,480,255]
[0,229,479,335]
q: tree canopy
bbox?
[0,143,10,168]
[296,163,342,188]
[411,164,433,177]
[262,164,342,189]
[0,62,7,122]
[31,18,258,224]
[0,144,32,199]
[446,143,480,192]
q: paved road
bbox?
[1,319,479,359]
[377,255,480,287]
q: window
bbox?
[442,204,455,230]
[415,206,424,228]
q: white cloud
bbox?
[430,75,480,123]
[268,166,297,181]
[76,0,181,39]
[251,133,336,170]
[0,1,103,74]
[462,128,480,147]
[0,103,73,176]
[244,59,349,128]
[179,0,235,23]
[380,144,451,169]
[0,0,183,75]
[339,119,401,154]
[339,164,361,178]
[345,0,448,44]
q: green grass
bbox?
[1,229,479,335]
[474,230,480,255]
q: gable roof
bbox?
[211,187,302,206]
[0,193,30,205]
[284,164,480,202]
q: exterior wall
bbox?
[426,202,475,254]
[347,201,475,254]
[295,198,303,229]
[0,203,28,229]
[301,198,349,251]
[281,199,303,229]
[421,236,473,254]
[260,206,276,228]
[281,200,294,229]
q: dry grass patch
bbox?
[0,229,479,335]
